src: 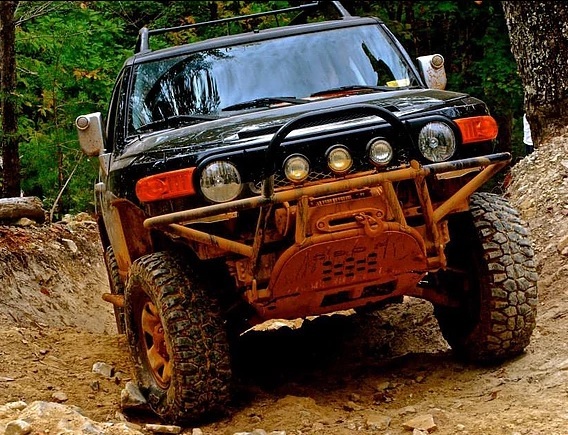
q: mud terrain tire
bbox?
[124,251,232,424]
[434,192,538,363]
[104,246,126,334]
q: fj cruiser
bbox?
[76,1,537,424]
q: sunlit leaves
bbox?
[15,1,129,213]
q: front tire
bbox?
[124,252,232,424]
[434,192,538,363]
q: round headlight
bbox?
[368,138,393,166]
[200,161,242,203]
[327,145,353,174]
[418,122,456,162]
[283,155,310,183]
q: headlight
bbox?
[283,155,310,183]
[368,138,393,166]
[418,122,456,162]
[327,145,353,174]
[199,161,242,203]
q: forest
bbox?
[0,1,524,216]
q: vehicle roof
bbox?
[126,16,383,66]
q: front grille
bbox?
[254,167,360,191]
[274,170,338,189]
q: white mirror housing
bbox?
[417,54,447,90]
[76,112,105,157]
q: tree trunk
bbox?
[502,1,568,146]
[0,1,20,197]
[495,112,513,155]
[0,196,45,223]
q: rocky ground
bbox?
[0,136,567,435]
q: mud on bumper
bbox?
[142,152,511,319]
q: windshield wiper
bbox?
[221,97,309,112]
[310,85,415,97]
[138,114,219,132]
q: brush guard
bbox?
[143,105,511,317]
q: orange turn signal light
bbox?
[135,167,196,202]
[455,116,498,144]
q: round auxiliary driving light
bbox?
[368,138,393,166]
[418,122,456,162]
[283,155,310,183]
[199,161,242,203]
[327,145,353,174]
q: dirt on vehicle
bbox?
[0,136,566,434]
[73,2,538,426]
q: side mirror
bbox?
[76,112,105,157]
[417,54,447,90]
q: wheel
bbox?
[433,192,538,363]
[124,251,232,424]
[104,246,126,334]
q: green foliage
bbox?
[93,1,305,50]
[12,0,524,214]
[15,1,130,214]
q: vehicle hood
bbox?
[116,88,478,166]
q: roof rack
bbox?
[135,1,352,53]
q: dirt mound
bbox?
[0,138,567,434]
[506,136,568,300]
[0,217,116,333]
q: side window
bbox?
[105,67,131,154]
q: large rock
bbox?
[0,197,45,224]
[0,401,143,435]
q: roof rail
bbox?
[135,1,352,53]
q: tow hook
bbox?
[355,213,383,237]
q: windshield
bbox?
[128,25,421,135]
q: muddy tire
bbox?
[433,192,538,363]
[104,246,126,334]
[124,251,232,424]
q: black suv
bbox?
[76,1,537,425]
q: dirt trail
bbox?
[0,137,567,435]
